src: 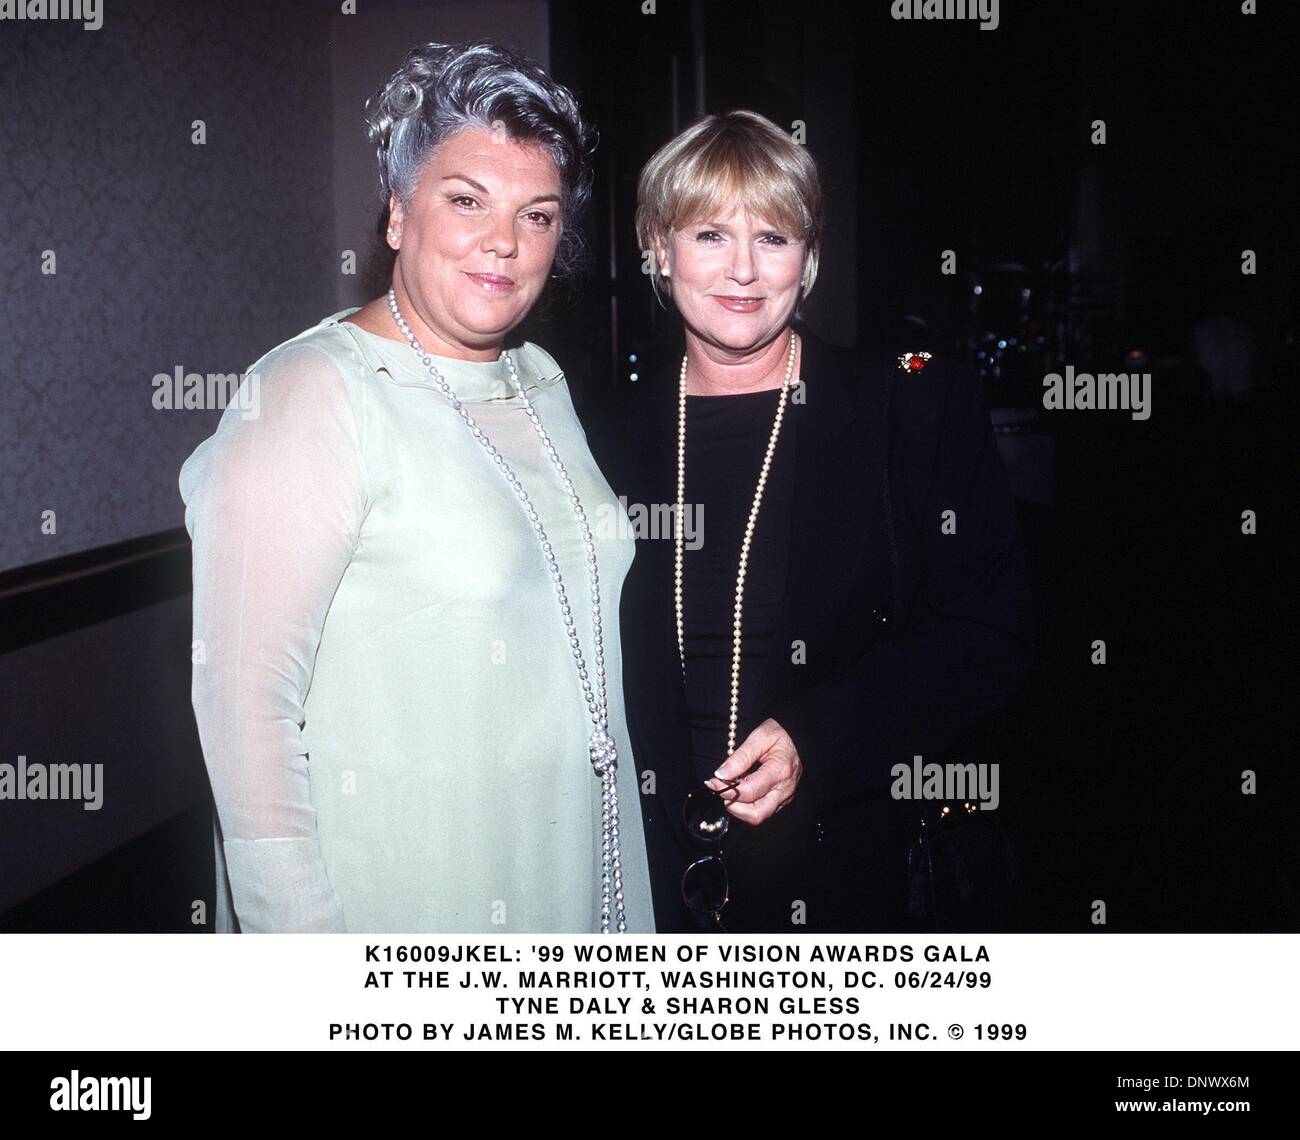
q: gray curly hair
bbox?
[364,41,594,277]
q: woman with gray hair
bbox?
[179,42,654,933]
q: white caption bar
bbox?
[0,934,1291,1050]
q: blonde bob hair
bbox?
[635,109,823,302]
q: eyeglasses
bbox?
[680,784,735,931]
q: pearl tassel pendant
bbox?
[675,330,799,757]
[386,289,626,934]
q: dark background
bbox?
[0,0,1294,931]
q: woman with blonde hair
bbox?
[601,109,1034,932]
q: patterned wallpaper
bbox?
[0,0,337,572]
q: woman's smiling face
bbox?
[390,126,562,356]
[656,206,806,354]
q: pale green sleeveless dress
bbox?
[178,309,655,933]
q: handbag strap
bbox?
[879,374,902,635]
[880,371,945,929]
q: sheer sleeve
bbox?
[179,342,367,932]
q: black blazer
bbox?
[586,325,1036,932]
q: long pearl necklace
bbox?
[674,330,799,757]
[386,289,626,933]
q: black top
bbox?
[681,389,796,783]
[586,327,1036,932]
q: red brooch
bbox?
[898,350,932,374]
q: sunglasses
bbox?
[680,781,738,931]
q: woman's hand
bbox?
[706,718,803,824]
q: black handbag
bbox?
[879,375,1021,932]
[902,795,1021,931]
